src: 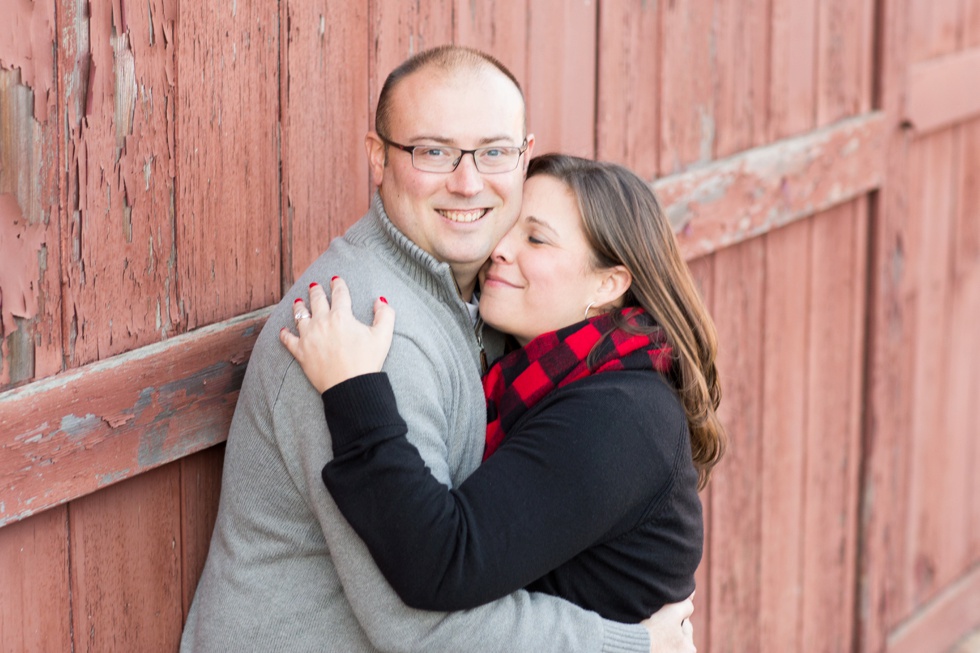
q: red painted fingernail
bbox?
[294,298,303,304]
[379,296,388,304]
[309,282,317,289]
[331,276,339,282]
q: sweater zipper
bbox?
[474,315,488,374]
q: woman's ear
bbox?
[596,265,633,309]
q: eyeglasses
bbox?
[379,135,528,174]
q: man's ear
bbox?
[596,265,633,308]
[522,133,536,175]
[366,132,387,187]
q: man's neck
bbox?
[454,273,477,302]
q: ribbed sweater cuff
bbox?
[321,373,405,454]
[601,621,651,653]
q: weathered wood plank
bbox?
[908,0,965,60]
[687,254,714,653]
[816,0,875,125]
[905,129,965,607]
[525,0,596,157]
[453,0,528,82]
[759,219,809,653]
[712,0,770,158]
[69,465,182,653]
[905,47,980,134]
[176,0,280,330]
[57,0,181,366]
[280,1,369,285]
[656,112,887,260]
[860,0,913,647]
[887,563,980,653]
[660,0,714,174]
[0,309,268,527]
[708,237,765,653]
[0,0,62,389]
[596,0,660,179]
[768,0,817,140]
[179,444,225,621]
[800,201,866,653]
[0,71,61,389]
[0,506,71,652]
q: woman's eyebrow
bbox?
[525,215,559,238]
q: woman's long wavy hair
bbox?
[527,154,726,489]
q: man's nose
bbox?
[446,152,485,196]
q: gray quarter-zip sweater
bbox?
[180,194,650,652]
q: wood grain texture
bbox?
[660,0,715,174]
[525,0,596,157]
[595,0,660,179]
[800,201,867,653]
[860,0,914,648]
[0,309,267,527]
[760,219,810,653]
[887,564,980,653]
[905,47,980,134]
[905,129,963,608]
[57,0,181,366]
[769,0,818,140]
[708,237,765,653]
[655,113,886,260]
[712,0,770,158]
[816,0,875,126]
[0,506,71,653]
[280,1,370,284]
[176,0,280,330]
[68,464,182,653]
[179,444,225,620]
[0,67,61,389]
[453,0,528,80]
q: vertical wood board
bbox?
[179,445,225,619]
[56,0,181,366]
[708,237,766,653]
[280,1,370,284]
[68,465,182,653]
[595,0,660,179]
[760,219,811,653]
[0,507,71,653]
[525,0,596,157]
[176,0,281,330]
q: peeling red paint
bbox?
[0,194,46,337]
[0,0,56,121]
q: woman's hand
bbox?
[641,594,696,653]
[279,277,395,394]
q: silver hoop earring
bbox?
[584,302,596,320]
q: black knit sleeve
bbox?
[321,371,690,613]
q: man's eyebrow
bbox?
[408,134,522,146]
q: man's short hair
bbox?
[374,45,525,139]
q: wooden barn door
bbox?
[863,0,980,652]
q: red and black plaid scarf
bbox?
[482,308,673,460]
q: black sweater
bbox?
[321,370,702,622]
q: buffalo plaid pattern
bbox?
[482,308,673,460]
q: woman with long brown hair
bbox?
[282,153,726,623]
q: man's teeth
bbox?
[438,209,488,223]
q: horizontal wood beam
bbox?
[0,113,889,528]
[658,112,887,259]
[905,47,980,134]
[0,309,270,527]
[887,563,980,653]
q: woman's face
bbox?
[478,174,608,345]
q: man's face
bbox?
[367,66,534,289]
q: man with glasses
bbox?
[182,45,694,653]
